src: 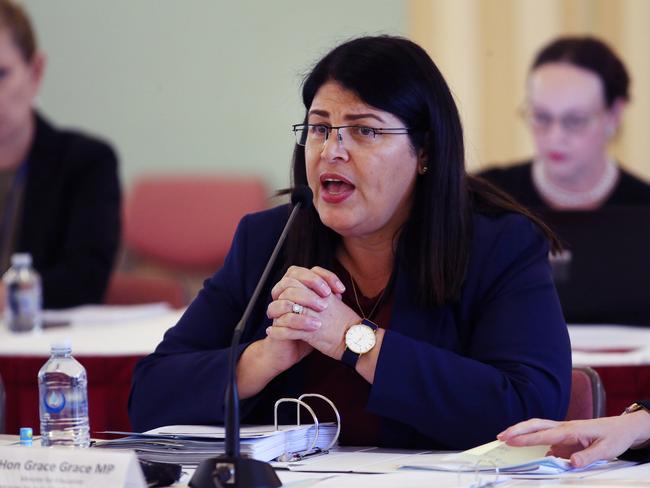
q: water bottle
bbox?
[38,341,90,447]
[2,253,42,332]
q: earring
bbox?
[419,164,428,175]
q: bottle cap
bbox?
[10,253,32,267]
[51,339,72,354]
[19,427,33,446]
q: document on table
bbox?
[398,440,635,478]
[273,446,437,473]
[279,470,506,488]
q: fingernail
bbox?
[336,280,345,292]
[317,299,328,310]
[320,282,331,295]
[265,327,272,335]
[309,319,321,329]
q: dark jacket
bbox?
[129,205,572,450]
[478,160,650,208]
[17,113,121,308]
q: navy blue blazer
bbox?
[129,205,572,450]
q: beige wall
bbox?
[20,1,649,187]
[22,0,405,191]
[409,0,650,181]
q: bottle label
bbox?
[43,389,67,413]
[13,287,41,314]
[6,284,42,331]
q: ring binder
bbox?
[93,393,340,465]
[273,393,341,462]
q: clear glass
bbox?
[38,348,90,448]
[520,106,604,135]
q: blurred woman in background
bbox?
[0,0,120,309]
[480,36,650,210]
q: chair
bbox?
[122,175,267,300]
[124,175,267,271]
[565,366,607,420]
[104,271,186,309]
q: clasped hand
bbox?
[265,265,360,362]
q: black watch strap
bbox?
[341,347,360,368]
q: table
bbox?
[2,316,649,437]
[0,304,183,436]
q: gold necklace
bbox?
[348,270,387,320]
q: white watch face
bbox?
[345,324,376,354]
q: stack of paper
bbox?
[399,440,624,476]
[93,424,337,465]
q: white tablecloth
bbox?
[0,304,184,357]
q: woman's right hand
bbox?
[259,265,340,372]
[236,334,313,399]
[235,267,334,399]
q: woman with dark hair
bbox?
[130,35,571,450]
[480,36,650,209]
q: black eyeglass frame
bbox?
[291,123,417,146]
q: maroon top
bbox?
[302,262,393,446]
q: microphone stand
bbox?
[190,190,311,488]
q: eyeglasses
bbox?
[292,123,413,148]
[520,106,605,135]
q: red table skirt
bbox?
[594,365,650,415]
[1,357,649,436]
[0,355,142,437]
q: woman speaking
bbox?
[129,36,571,450]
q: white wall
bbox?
[23,0,406,191]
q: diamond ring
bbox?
[291,303,304,315]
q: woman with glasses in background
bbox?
[480,36,650,210]
[130,35,571,450]
[480,36,650,326]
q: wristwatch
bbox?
[623,402,650,415]
[341,319,378,368]
[623,401,650,450]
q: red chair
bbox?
[123,175,267,271]
[104,271,186,309]
[566,366,607,420]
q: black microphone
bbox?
[190,186,313,488]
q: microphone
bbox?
[190,186,313,488]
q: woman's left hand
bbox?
[267,266,360,360]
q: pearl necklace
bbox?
[532,158,619,209]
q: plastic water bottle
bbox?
[38,342,90,447]
[2,253,42,332]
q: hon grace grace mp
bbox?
[0,458,115,475]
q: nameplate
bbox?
[0,445,146,488]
